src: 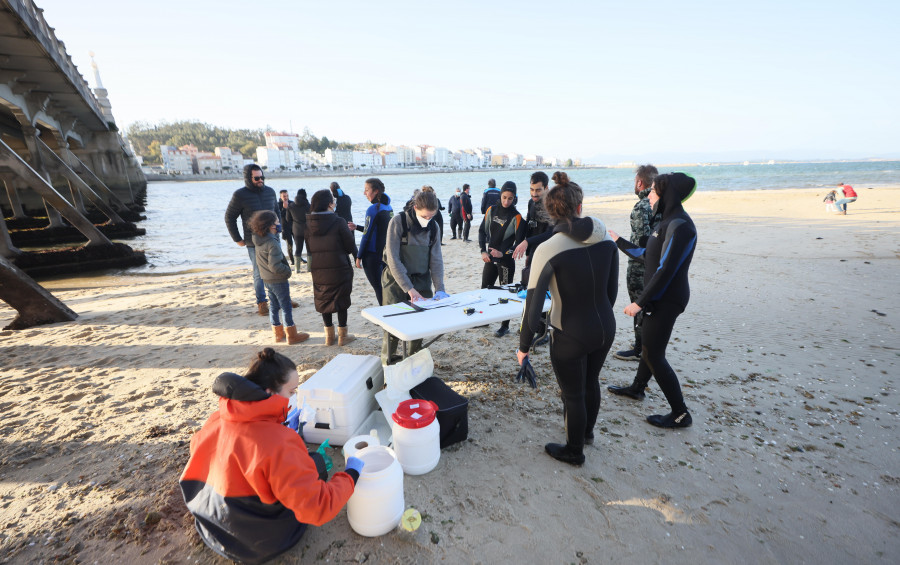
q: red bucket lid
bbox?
[392,399,438,429]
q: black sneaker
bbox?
[494,325,510,338]
[613,348,641,361]
[544,443,585,466]
[607,383,646,400]
[647,411,692,429]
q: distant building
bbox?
[257,146,299,170]
[353,150,380,169]
[380,151,399,168]
[475,147,492,167]
[265,131,300,151]
[159,144,193,174]
[325,148,352,169]
[215,147,244,171]
[490,154,509,167]
[196,154,222,174]
[425,146,452,167]
[507,153,523,167]
[523,154,543,167]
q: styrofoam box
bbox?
[294,354,384,446]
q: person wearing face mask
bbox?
[479,181,526,337]
[607,172,698,429]
[180,348,363,564]
[380,189,448,364]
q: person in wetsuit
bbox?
[460,184,474,242]
[380,190,448,364]
[479,181,526,337]
[607,172,698,429]
[286,189,310,272]
[517,171,618,466]
[349,178,393,306]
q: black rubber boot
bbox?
[646,411,692,429]
[607,383,646,400]
[544,443,585,466]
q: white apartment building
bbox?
[257,147,299,170]
[523,154,544,167]
[352,150,380,169]
[425,146,452,167]
[325,148,353,169]
[381,151,399,168]
[159,145,193,174]
[475,147,492,167]
[264,131,300,151]
[196,155,222,174]
[507,153,523,167]
[215,147,245,171]
[491,154,509,167]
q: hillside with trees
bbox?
[125,121,352,164]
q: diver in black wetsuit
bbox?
[517,172,618,466]
[607,172,698,429]
[479,181,526,337]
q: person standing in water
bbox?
[607,172,698,429]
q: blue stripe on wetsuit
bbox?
[650,233,696,301]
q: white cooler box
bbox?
[293,354,384,446]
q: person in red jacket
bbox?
[835,182,858,215]
[180,349,364,564]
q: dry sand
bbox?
[1,187,898,564]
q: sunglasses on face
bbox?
[252,176,265,181]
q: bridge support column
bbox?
[2,176,29,219]
[0,255,77,330]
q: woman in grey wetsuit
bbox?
[517,172,619,466]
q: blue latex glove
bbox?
[345,456,365,475]
[284,407,300,432]
[434,290,450,300]
[517,289,527,299]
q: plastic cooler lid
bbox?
[392,399,437,429]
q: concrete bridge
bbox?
[0,0,147,328]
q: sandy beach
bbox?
[1,186,898,564]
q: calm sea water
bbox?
[124,161,898,274]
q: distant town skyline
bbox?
[38,0,900,164]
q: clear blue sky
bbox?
[39,0,900,163]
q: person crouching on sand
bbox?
[180,348,364,564]
[249,210,309,344]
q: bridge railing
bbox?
[5,0,108,128]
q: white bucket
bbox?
[392,400,440,475]
[346,445,404,537]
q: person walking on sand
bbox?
[380,190,448,365]
[180,349,364,564]
[611,164,662,362]
[516,172,618,466]
[835,182,858,215]
[286,189,311,271]
[226,164,294,316]
[305,189,358,346]
[479,181,526,338]
[278,190,295,265]
[248,210,309,344]
[330,182,353,224]
[349,178,393,305]
[607,172,698,429]
[460,184,474,242]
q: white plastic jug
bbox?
[346,445,404,537]
[392,399,440,475]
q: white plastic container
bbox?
[293,354,384,446]
[392,399,440,475]
[346,445,404,537]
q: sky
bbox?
[36,0,900,164]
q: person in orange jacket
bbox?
[180,349,364,564]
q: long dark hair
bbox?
[311,189,334,212]
[543,171,584,229]
[295,188,309,206]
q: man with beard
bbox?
[610,164,661,364]
[226,164,290,316]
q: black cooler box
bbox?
[410,376,468,448]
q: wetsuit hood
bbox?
[212,372,270,402]
[374,193,391,206]
[404,206,432,234]
[555,217,612,244]
[655,172,696,219]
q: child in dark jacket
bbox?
[249,210,309,344]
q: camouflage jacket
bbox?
[629,187,662,263]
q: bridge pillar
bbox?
[2,176,29,219]
[21,126,65,227]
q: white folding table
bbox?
[361,287,550,356]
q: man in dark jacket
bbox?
[481,178,500,214]
[460,184,474,242]
[225,164,282,316]
[448,188,462,239]
[330,182,353,224]
[278,190,294,265]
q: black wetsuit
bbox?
[460,191,473,241]
[520,217,618,450]
[478,204,525,289]
[615,173,697,414]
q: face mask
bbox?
[416,214,431,228]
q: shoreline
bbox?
[1,187,898,564]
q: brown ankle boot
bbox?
[258,302,269,316]
[273,325,285,343]
[286,325,309,344]
[338,326,355,346]
[324,325,336,346]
